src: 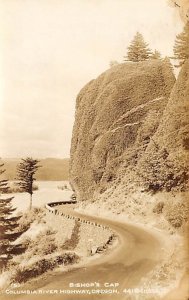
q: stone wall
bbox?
[45,202,114,256]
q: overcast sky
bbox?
[0,0,183,159]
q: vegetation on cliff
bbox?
[173,22,189,67]
[139,59,189,194]
[124,32,152,62]
[70,59,175,201]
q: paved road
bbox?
[4,209,162,300]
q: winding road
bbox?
[5,208,162,300]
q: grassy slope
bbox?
[0,208,79,289]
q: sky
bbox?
[0,0,184,159]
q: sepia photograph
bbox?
[0,0,189,299]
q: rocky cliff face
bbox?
[148,59,189,155]
[137,60,189,193]
[70,60,175,201]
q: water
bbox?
[5,181,73,212]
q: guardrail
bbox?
[45,201,110,230]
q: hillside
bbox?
[70,59,175,201]
[2,158,70,181]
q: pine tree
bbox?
[151,50,161,59]
[173,22,189,67]
[0,163,10,194]
[16,158,41,210]
[124,32,152,62]
[0,161,20,269]
[163,56,174,73]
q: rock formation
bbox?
[149,59,189,156]
[70,59,175,201]
[137,59,189,193]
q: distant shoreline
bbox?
[2,158,70,182]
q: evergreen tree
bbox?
[173,22,189,67]
[151,50,161,59]
[16,158,41,209]
[124,32,152,62]
[0,163,9,194]
[163,57,174,73]
[0,161,20,269]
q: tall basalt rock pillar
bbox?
[70,60,175,201]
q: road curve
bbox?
[6,209,162,300]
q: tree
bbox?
[16,158,41,210]
[163,56,174,74]
[151,50,161,59]
[173,22,189,67]
[0,160,20,269]
[124,32,152,62]
[109,60,119,68]
[137,147,189,193]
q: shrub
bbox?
[18,207,45,232]
[13,253,80,283]
[137,147,189,193]
[153,201,165,214]
[33,239,57,256]
[165,202,189,228]
[13,260,55,283]
[29,228,57,256]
